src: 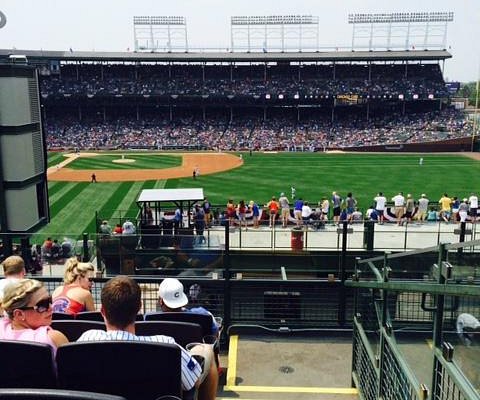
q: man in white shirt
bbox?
[301,201,313,226]
[122,219,136,235]
[468,193,478,223]
[416,194,429,223]
[0,256,26,305]
[78,276,218,400]
[391,192,405,226]
[374,192,387,224]
[456,313,480,346]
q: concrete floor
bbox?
[217,334,358,400]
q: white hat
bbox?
[158,278,188,309]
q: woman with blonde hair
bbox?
[52,257,95,315]
[0,279,68,355]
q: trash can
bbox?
[363,220,375,251]
[291,228,304,251]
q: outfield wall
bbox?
[338,135,475,152]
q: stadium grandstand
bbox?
[0,48,473,152]
[1,10,480,400]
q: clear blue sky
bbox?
[0,0,478,82]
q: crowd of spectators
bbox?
[40,63,449,99]
[39,62,472,150]
[44,107,471,151]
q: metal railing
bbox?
[347,239,480,400]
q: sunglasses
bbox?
[17,296,52,313]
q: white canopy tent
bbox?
[136,188,205,228]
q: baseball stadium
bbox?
[0,8,479,400]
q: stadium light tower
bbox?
[230,15,319,52]
[0,10,6,29]
[133,16,188,52]
[348,11,454,51]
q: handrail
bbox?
[433,347,480,400]
[357,244,441,264]
[445,238,480,250]
[345,279,480,297]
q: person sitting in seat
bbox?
[122,219,136,235]
[78,276,218,400]
[52,258,95,316]
[99,220,112,236]
[0,256,26,306]
[351,208,363,224]
[301,201,312,226]
[51,240,62,259]
[158,278,220,338]
[61,239,73,258]
[0,279,68,356]
[427,207,439,222]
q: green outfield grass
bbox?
[36,152,480,239]
[47,152,65,168]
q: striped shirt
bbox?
[77,330,201,391]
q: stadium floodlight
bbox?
[133,16,188,52]
[348,11,454,51]
[232,15,318,25]
[134,16,186,25]
[348,12,453,24]
[231,14,319,52]
[0,10,6,29]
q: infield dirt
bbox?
[47,152,243,182]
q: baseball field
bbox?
[39,151,480,239]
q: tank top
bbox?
[0,318,57,357]
[52,284,86,316]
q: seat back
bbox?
[0,340,56,389]
[56,341,182,400]
[0,388,127,399]
[52,312,75,320]
[135,321,202,347]
[75,312,143,322]
[51,320,106,341]
[74,311,104,321]
[144,312,213,338]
